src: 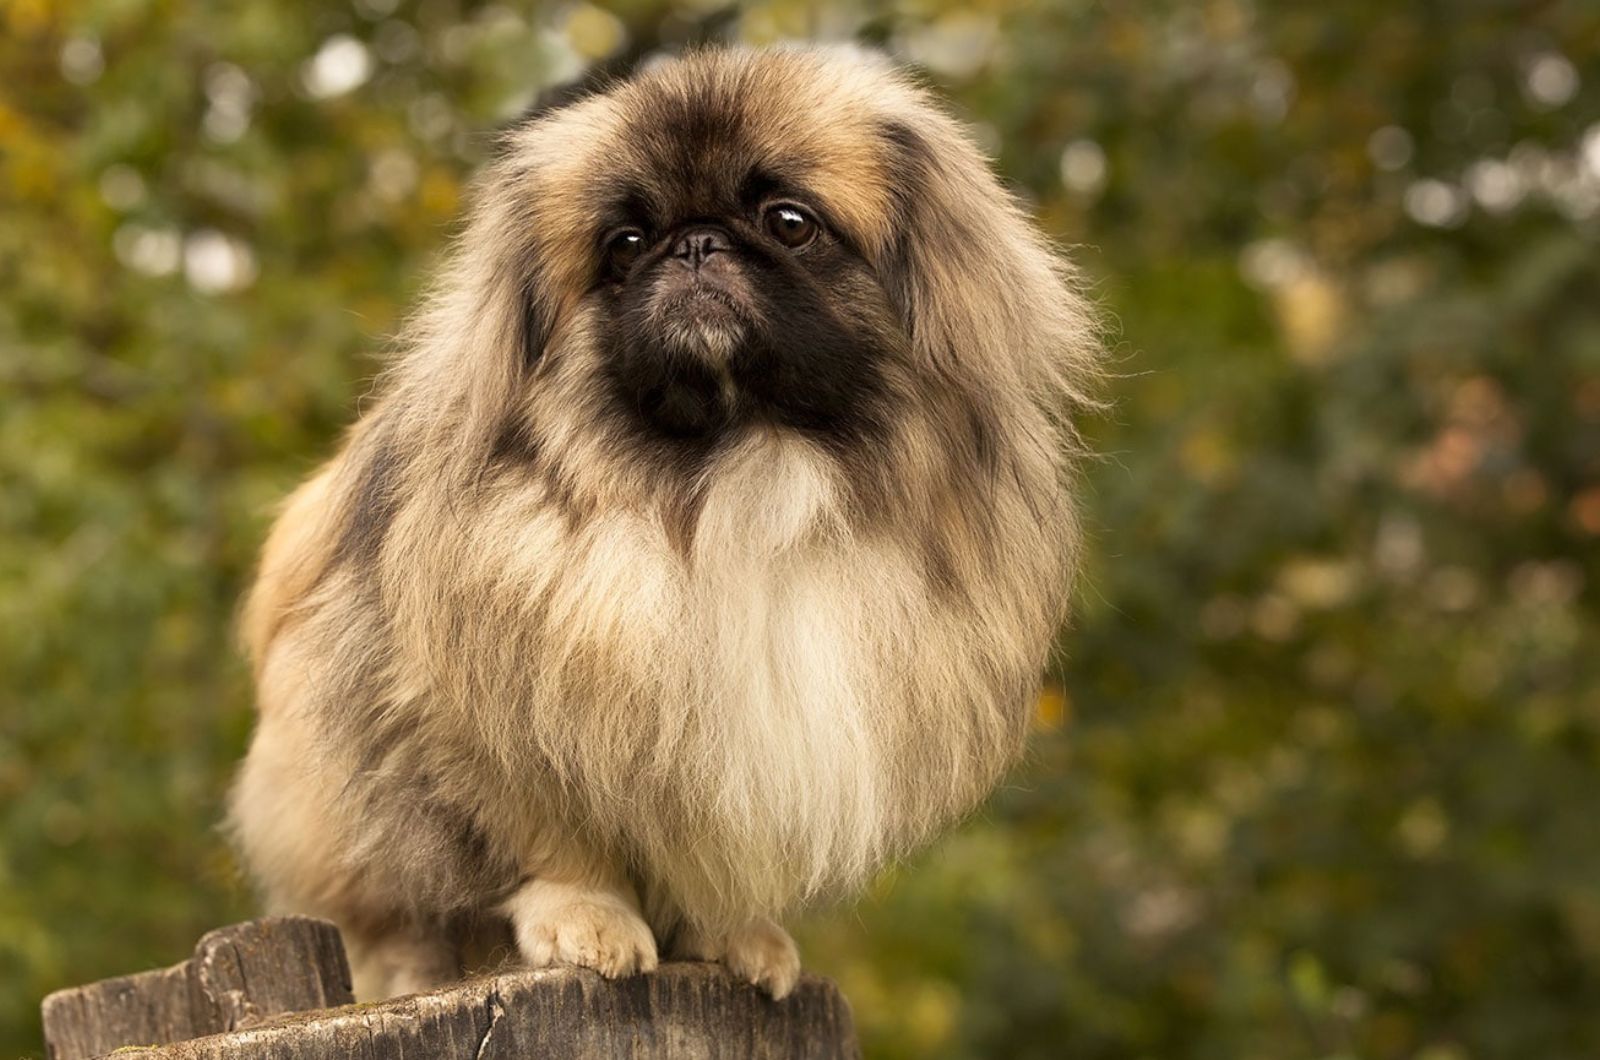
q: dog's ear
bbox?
[386,155,562,468]
[875,118,954,364]
[491,120,585,374]
[875,115,1099,409]
[456,144,568,379]
[519,246,555,372]
[876,118,1024,364]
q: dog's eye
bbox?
[763,204,819,249]
[605,228,647,273]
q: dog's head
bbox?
[401,46,1097,500]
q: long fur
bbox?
[230,45,1101,994]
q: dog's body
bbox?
[230,46,1099,1000]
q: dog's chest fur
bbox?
[385,430,1020,928]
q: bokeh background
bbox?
[4,1,1599,1057]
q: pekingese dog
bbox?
[230,45,1100,1001]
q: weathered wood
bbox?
[105,963,861,1060]
[42,917,861,1059]
[39,964,197,1060]
[185,917,354,1034]
[40,917,353,1060]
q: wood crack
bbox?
[472,985,505,1060]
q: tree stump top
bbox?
[40,918,860,1060]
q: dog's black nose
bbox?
[670,226,732,269]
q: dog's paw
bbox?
[724,919,801,1000]
[675,917,801,1000]
[506,879,659,979]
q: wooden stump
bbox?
[41,918,354,1060]
[40,918,861,1060]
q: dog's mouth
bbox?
[621,266,875,443]
[654,284,750,359]
[620,281,755,439]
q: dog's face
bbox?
[593,152,903,444]
[480,49,996,467]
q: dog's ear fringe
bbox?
[874,118,935,343]
[873,113,1105,422]
[523,279,549,371]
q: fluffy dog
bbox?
[230,45,1100,1000]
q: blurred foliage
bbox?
[3,1,1599,1057]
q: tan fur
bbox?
[229,45,1101,999]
